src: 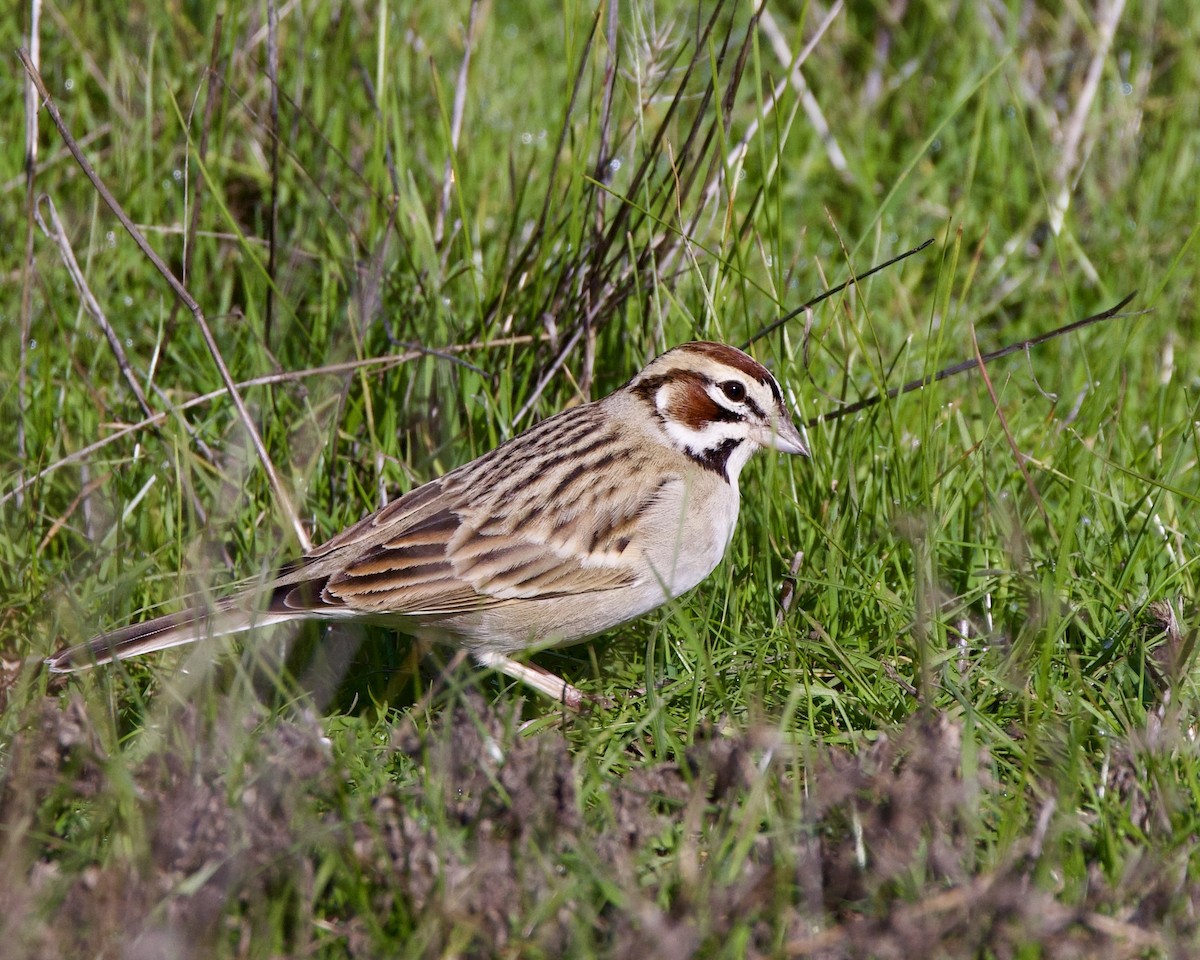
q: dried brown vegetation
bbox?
[2,689,1194,959]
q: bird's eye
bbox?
[720,380,746,402]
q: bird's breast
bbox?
[636,472,740,599]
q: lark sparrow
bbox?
[46,341,808,708]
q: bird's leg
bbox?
[472,650,587,711]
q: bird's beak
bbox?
[761,411,810,456]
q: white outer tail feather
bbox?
[45,604,302,673]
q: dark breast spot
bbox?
[689,437,742,480]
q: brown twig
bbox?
[503,1,721,341]
[19,47,311,552]
[883,660,920,698]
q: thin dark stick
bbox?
[19,47,311,552]
[809,291,1140,426]
[741,238,936,349]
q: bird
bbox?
[46,341,809,709]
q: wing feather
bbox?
[266,401,674,619]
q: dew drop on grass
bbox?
[64,78,75,91]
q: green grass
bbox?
[3,1,1200,956]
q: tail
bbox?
[45,602,302,673]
